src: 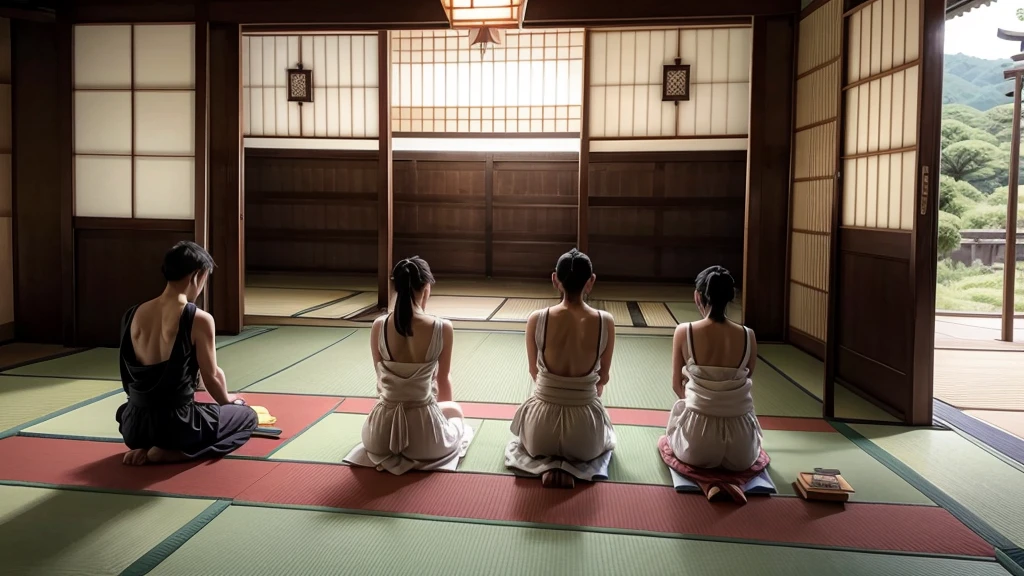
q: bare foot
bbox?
[122,448,149,466]
[541,470,575,489]
[146,447,188,464]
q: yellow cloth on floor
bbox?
[250,406,277,427]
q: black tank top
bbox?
[118,302,200,409]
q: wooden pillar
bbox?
[194,12,209,311]
[208,23,244,333]
[1003,70,1021,342]
[377,31,393,309]
[577,29,590,253]
[56,15,74,344]
[742,15,795,342]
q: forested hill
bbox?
[943,53,1015,112]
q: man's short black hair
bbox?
[162,241,216,282]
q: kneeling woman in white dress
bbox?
[665,266,763,471]
[349,256,472,475]
[506,249,617,488]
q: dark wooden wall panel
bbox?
[587,151,747,282]
[12,20,62,343]
[744,14,796,341]
[74,226,192,347]
[244,149,378,274]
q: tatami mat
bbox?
[0,343,80,371]
[666,301,744,324]
[758,344,898,422]
[853,424,1024,547]
[22,393,126,440]
[247,273,375,292]
[0,376,120,433]
[245,287,353,317]
[934,350,1024,411]
[966,410,1024,440]
[269,413,365,463]
[0,484,215,576]
[218,326,355,391]
[490,298,559,321]
[638,302,677,328]
[421,296,505,321]
[4,348,119,380]
[147,505,1005,576]
[215,326,275,348]
[299,292,377,319]
[590,300,632,326]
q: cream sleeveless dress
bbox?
[505,309,616,476]
[665,323,763,471]
[355,314,471,475]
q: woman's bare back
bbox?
[688,319,755,370]
[384,313,439,363]
[541,305,603,377]
[130,298,189,366]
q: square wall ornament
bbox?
[662,60,691,102]
[287,68,313,103]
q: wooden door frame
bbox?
[825,0,942,425]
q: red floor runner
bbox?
[0,436,992,557]
[196,392,341,457]
[0,437,279,499]
[337,397,834,432]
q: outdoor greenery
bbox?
[937,52,1022,312]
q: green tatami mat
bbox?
[248,329,492,397]
[270,413,366,463]
[666,301,743,325]
[4,347,119,380]
[758,344,897,422]
[606,425,673,486]
[23,393,125,440]
[300,292,377,319]
[457,419,512,474]
[599,335,677,410]
[0,376,120,433]
[853,424,1024,547]
[149,505,1009,576]
[216,327,274,348]
[451,332,535,405]
[758,344,824,398]
[4,328,275,381]
[219,326,356,391]
[0,485,214,576]
[761,430,932,505]
[752,367,822,418]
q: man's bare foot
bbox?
[122,448,149,466]
[146,447,188,464]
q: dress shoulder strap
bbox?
[175,303,197,357]
[685,323,697,364]
[426,316,445,362]
[738,326,753,370]
[377,315,393,361]
[535,308,549,353]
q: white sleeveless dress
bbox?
[356,315,471,475]
[505,309,616,477]
[665,324,763,471]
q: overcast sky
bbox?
[945,1,1022,60]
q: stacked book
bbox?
[793,469,855,502]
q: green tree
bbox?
[937,211,963,257]
[984,103,1017,141]
[941,140,1003,181]
[941,119,999,149]
[939,175,977,217]
[942,103,989,128]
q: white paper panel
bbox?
[75,156,132,217]
[879,75,892,150]
[711,29,729,83]
[727,28,751,82]
[606,32,621,85]
[620,32,636,86]
[848,12,861,83]
[870,3,882,76]
[855,157,868,226]
[74,91,132,154]
[881,0,894,71]
[590,87,605,136]
[74,25,131,89]
[726,82,749,135]
[902,65,919,146]
[710,83,728,134]
[134,91,194,155]
[888,152,903,228]
[905,0,920,62]
[865,155,878,227]
[877,153,891,225]
[890,71,905,148]
[867,79,880,152]
[135,157,194,220]
[134,25,194,89]
[893,0,907,66]
[694,84,712,135]
[591,32,607,86]
[695,30,713,83]
[244,137,379,150]
[842,159,856,226]
[845,86,858,154]
[589,138,747,152]
[635,32,651,85]
[856,84,869,154]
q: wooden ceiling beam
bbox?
[522,0,799,27]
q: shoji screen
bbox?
[842,0,920,230]
[242,34,380,138]
[73,24,196,220]
[588,27,751,144]
[788,0,842,350]
[390,29,583,134]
